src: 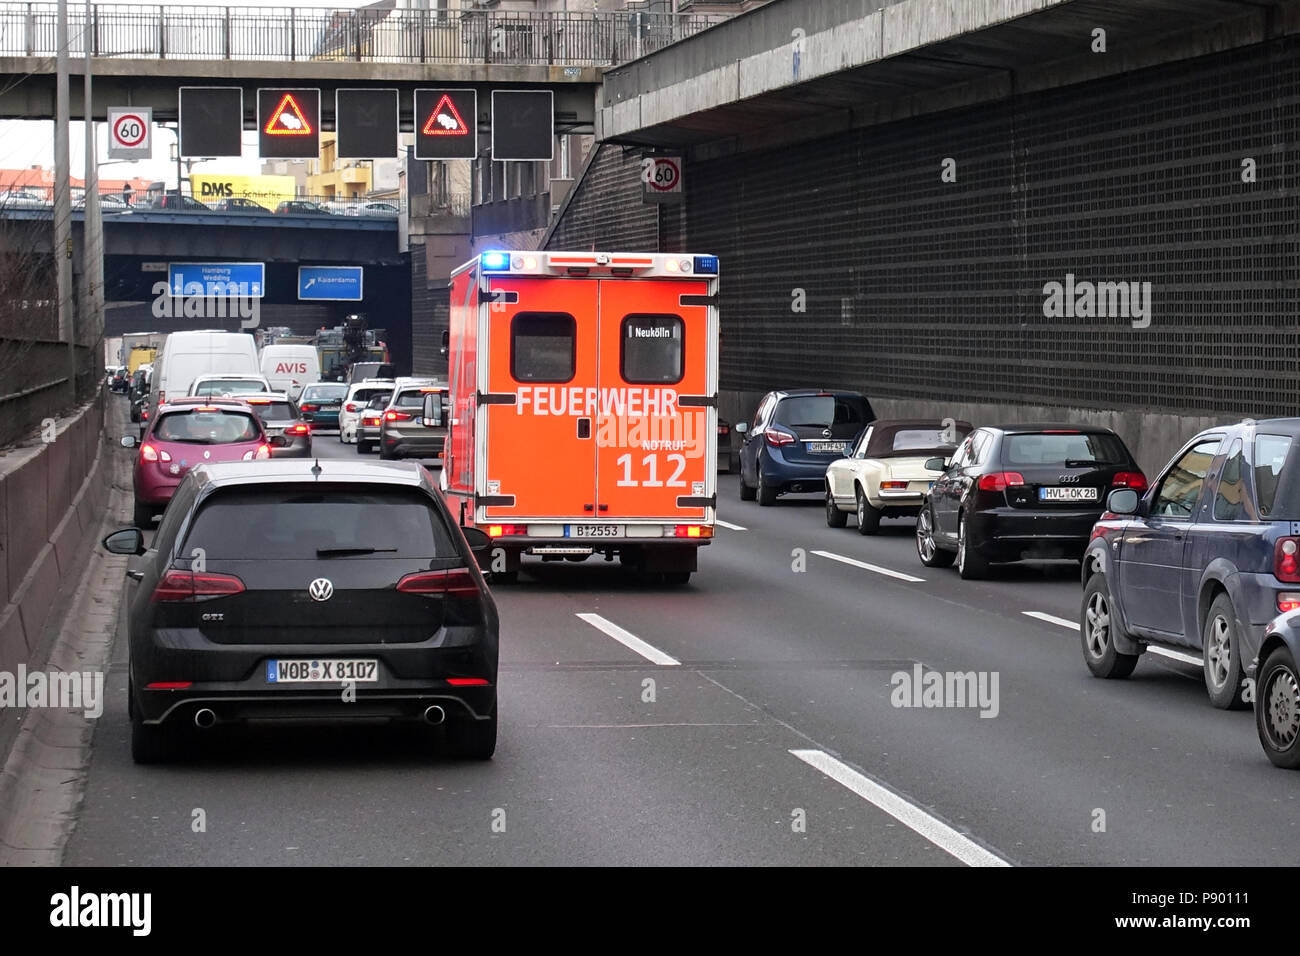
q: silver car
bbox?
[244,393,311,458]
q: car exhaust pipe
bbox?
[193,708,217,729]
[423,705,446,726]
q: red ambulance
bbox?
[443,250,720,584]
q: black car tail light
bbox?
[1275,538,1300,583]
[1112,470,1148,493]
[152,570,245,602]
[764,428,796,447]
[978,472,1025,492]
[396,568,479,597]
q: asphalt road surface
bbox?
[64,425,1295,866]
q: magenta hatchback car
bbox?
[132,399,271,526]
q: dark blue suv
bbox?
[1080,418,1300,709]
[736,389,874,506]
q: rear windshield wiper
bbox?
[316,547,398,556]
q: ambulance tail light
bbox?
[673,525,713,539]
[487,524,527,538]
[765,428,797,447]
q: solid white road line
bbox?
[714,519,748,531]
[576,613,681,667]
[1022,610,1078,630]
[811,550,925,583]
[790,749,1011,867]
[1148,646,1204,667]
[1023,610,1204,666]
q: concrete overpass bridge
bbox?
[0,3,726,125]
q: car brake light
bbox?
[151,570,245,602]
[1277,538,1300,583]
[1112,471,1148,493]
[140,443,172,462]
[764,429,797,447]
[385,410,412,422]
[146,681,193,689]
[1279,593,1300,613]
[487,524,527,537]
[395,568,479,596]
[157,390,165,403]
[447,677,490,686]
[673,524,713,538]
[362,416,379,426]
[300,403,318,412]
[344,402,360,412]
[880,481,908,490]
[978,472,1025,492]
[289,424,309,434]
[717,425,729,435]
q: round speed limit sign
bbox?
[107,107,152,159]
[643,156,682,193]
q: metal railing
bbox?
[0,3,728,65]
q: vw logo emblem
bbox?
[308,578,334,602]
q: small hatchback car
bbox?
[132,398,272,527]
[918,423,1145,578]
[1081,418,1300,711]
[737,389,875,505]
[102,459,499,763]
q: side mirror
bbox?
[1106,487,1140,515]
[422,391,445,427]
[103,527,145,555]
[120,435,137,448]
[269,434,289,447]
[924,456,948,472]
[734,422,748,435]
[461,526,491,555]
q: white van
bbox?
[260,344,321,400]
[145,331,260,431]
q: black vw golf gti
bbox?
[103,459,499,763]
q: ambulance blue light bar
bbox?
[481,251,509,270]
[693,255,719,275]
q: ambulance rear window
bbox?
[621,314,684,384]
[511,313,575,383]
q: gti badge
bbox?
[309,577,334,601]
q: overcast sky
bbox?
[1,0,381,184]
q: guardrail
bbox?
[0,3,727,65]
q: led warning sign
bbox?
[415,89,477,160]
[264,94,312,135]
[257,88,320,158]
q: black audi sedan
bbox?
[916,423,1145,579]
[102,459,499,763]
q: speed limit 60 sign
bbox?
[107,107,152,160]
[641,155,683,205]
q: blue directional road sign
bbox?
[167,262,265,298]
[298,266,363,301]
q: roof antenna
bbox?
[311,458,322,477]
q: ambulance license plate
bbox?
[569,525,623,538]
[266,659,378,683]
[808,441,848,455]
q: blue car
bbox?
[297,382,348,430]
[1080,418,1300,710]
[736,389,874,506]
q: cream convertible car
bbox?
[825,419,973,534]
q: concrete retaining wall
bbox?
[0,392,110,760]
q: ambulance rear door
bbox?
[596,276,713,521]
[480,276,598,520]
